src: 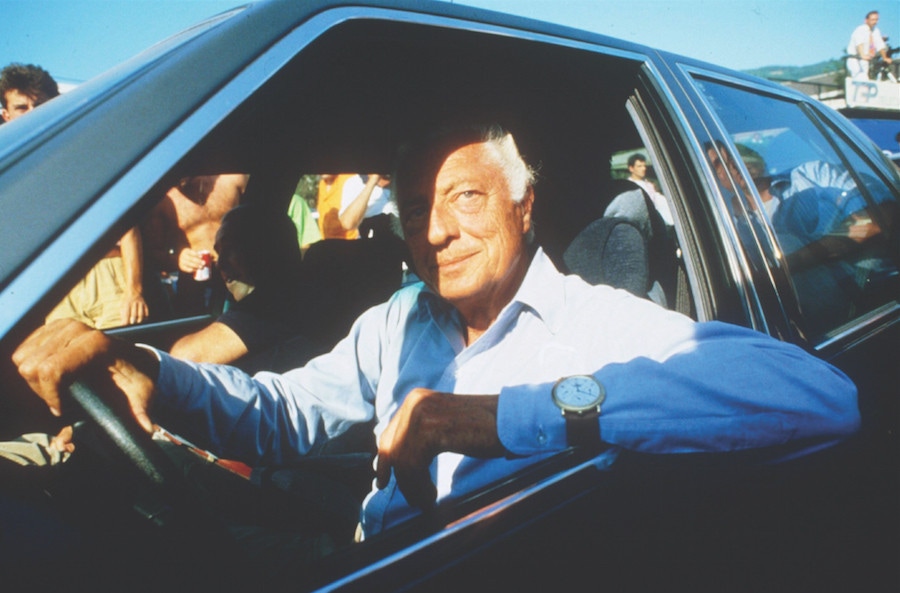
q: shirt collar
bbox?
[509,247,568,334]
[415,247,568,335]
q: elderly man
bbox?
[14,124,858,540]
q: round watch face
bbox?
[553,375,606,412]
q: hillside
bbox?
[744,58,844,81]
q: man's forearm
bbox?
[339,178,378,231]
[120,228,144,292]
[496,322,859,459]
[376,389,505,509]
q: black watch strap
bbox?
[564,408,601,449]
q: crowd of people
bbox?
[3,5,893,337]
[0,61,413,471]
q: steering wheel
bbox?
[53,381,249,588]
[68,380,184,497]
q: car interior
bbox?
[102,19,696,355]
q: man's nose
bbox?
[426,202,459,245]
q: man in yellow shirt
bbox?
[316,174,355,239]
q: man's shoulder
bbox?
[851,24,871,37]
[389,281,429,311]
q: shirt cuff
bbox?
[135,344,194,413]
[496,382,568,456]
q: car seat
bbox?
[563,181,682,309]
[301,233,409,348]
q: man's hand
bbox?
[177,248,209,276]
[375,388,505,510]
[120,291,150,326]
[12,319,159,433]
[50,425,75,454]
[846,213,881,243]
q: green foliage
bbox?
[294,174,320,210]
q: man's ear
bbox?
[519,187,534,234]
[0,109,11,123]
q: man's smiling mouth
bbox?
[432,252,478,271]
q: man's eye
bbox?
[407,206,427,219]
[402,205,429,231]
[454,190,484,212]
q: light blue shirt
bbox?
[151,248,859,536]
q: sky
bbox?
[1,0,898,86]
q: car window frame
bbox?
[624,78,734,326]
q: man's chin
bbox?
[431,278,472,300]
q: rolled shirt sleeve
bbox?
[150,316,382,466]
[497,321,859,457]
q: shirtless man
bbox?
[142,174,249,316]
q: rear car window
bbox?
[692,78,899,343]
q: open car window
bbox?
[96,13,688,582]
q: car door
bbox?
[674,67,900,590]
[680,70,899,440]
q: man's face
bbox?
[399,141,533,312]
[866,13,879,29]
[629,160,647,180]
[708,148,745,189]
[1,89,43,122]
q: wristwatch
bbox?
[552,375,605,449]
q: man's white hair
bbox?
[391,123,537,238]
[479,124,536,204]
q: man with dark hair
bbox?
[0,62,149,328]
[0,63,60,122]
[625,152,672,225]
[168,203,316,367]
